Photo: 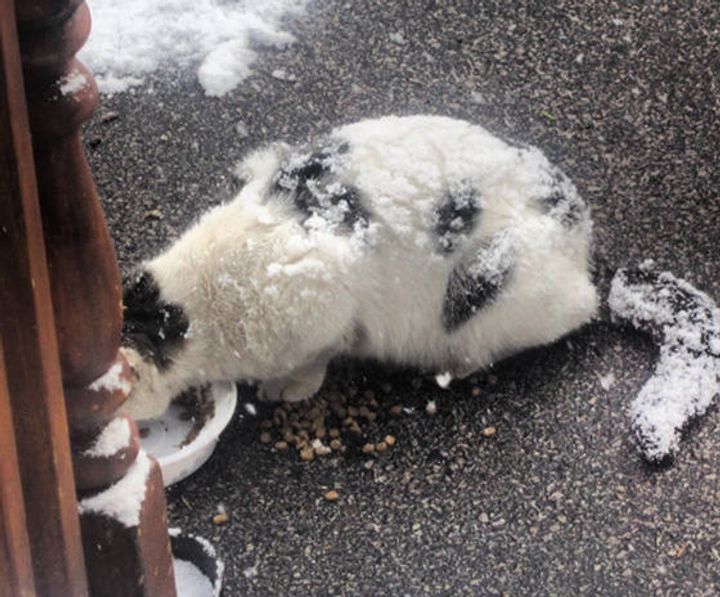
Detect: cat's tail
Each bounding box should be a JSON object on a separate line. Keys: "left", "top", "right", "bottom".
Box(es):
{"left": 608, "top": 261, "right": 720, "bottom": 462}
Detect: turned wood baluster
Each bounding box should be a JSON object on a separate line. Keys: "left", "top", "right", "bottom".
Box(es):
{"left": 1, "top": 3, "right": 87, "bottom": 594}
{"left": 14, "top": 1, "right": 176, "bottom": 595}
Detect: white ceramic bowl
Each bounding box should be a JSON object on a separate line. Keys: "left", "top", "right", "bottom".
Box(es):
{"left": 138, "top": 382, "right": 237, "bottom": 486}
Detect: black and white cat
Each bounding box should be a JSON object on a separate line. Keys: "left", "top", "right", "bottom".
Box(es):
{"left": 121, "top": 115, "right": 599, "bottom": 420}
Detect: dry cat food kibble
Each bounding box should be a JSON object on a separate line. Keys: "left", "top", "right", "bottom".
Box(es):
{"left": 323, "top": 490, "right": 339, "bottom": 501}
{"left": 256, "top": 379, "right": 402, "bottom": 462}
{"left": 173, "top": 385, "right": 214, "bottom": 447}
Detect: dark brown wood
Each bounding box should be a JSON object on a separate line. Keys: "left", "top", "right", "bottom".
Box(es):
{"left": 0, "top": 3, "right": 89, "bottom": 595}
{"left": 15, "top": 1, "right": 177, "bottom": 595}
{"left": 81, "top": 462, "right": 177, "bottom": 597}
{"left": 0, "top": 341, "right": 36, "bottom": 597}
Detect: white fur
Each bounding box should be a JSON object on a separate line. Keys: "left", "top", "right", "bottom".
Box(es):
{"left": 123, "top": 116, "right": 598, "bottom": 420}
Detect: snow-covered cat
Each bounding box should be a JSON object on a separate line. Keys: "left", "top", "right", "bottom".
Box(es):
{"left": 121, "top": 115, "right": 599, "bottom": 420}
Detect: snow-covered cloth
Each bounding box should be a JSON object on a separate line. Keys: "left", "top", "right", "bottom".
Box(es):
{"left": 609, "top": 264, "right": 720, "bottom": 461}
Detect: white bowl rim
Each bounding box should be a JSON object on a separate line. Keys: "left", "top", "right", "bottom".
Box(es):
{"left": 151, "top": 381, "right": 237, "bottom": 471}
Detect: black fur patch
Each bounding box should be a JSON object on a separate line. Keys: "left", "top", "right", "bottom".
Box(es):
{"left": 442, "top": 234, "right": 515, "bottom": 332}
{"left": 272, "top": 141, "right": 370, "bottom": 232}
{"left": 122, "top": 271, "right": 189, "bottom": 370}
{"left": 538, "top": 168, "right": 587, "bottom": 228}
{"left": 435, "top": 185, "right": 481, "bottom": 253}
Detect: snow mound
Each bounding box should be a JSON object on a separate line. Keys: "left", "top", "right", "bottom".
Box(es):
{"left": 609, "top": 264, "right": 720, "bottom": 461}
{"left": 81, "top": 0, "right": 308, "bottom": 95}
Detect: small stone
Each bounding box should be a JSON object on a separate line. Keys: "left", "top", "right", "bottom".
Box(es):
{"left": 274, "top": 441, "right": 288, "bottom": 450}
{"left": 329, "top": 439, "right": 342, "bottom": 450}
{"left": 362, "top": 443, "right": 375, "bottom": 454}
{"left": 376, "top": 441, "right": 388, "bottom": 452}
{"left": 271, "top": 68, "right": 296, "bottom": 81}
{"left": 259, "top": 432, "right": 272, "bottom": 444}
{"left": 235, "top": 121, "right": 249, "bottom": 138}
{"left": 384, "top": 435, "right": 396, "bottom": 446}
{"left": 324, "top": 490, "right": 339, "bottom": 501}
{"left": 300, "top": 447, "right": 314, "bottom": 461}
{"left": 100, "top": 111, "right": 119, "bottom": 123}
{"left": 363, "top": 460, "right": 374, "bottom": 470}
{"left": 329, "top": 428, "right": 340, "bottom": 438}
{"left": 482, "top": 426, "right": 497, "bottom": 437}
{"left": 390, "top": 405, "right": 403, "bottom": 415}
{"left": 144, "top": 209, "right": 163, "bottom": 220}
{"left": 471, "top": 387, "right": 481, "bottom": 397}
{"left": 426, "top": 400, "right": 437, "bottom": 416}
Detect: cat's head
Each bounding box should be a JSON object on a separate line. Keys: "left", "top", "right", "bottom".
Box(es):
{"left": 121, "top": 269, "right": 190, "bottom": 420}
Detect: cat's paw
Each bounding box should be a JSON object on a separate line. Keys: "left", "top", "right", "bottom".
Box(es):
{"left": 259, "top": 368, "right": 326, "bottom": 403}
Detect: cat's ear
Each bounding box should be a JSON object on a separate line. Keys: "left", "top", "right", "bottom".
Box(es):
{"left": 234, "top": 142, "right": 291, "bottom": 186}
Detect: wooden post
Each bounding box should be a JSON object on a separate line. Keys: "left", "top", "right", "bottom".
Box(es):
{"left": 11, "top": 1, "right": 177, "bottom": 595}
{"left": 0, "top": 2, "right": 88, "bottom": 593}
{"left": 0, "top": 340, "right": 36, "bottom": 597}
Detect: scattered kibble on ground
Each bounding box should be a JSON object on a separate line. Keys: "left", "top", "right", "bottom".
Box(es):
{"left": 212, "top": 512, "right": 229, "bottom": 525}
{"left": 324, "top": 490, "right": 339, "bottom": 501}
{"left": 254, "top": 374, "right": 496, "bottom": 461}
{"left": 253, "top": 379, "right": 403, "bottom": 461}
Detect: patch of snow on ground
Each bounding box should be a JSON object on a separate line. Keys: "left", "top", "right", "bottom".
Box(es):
{"left": 79, "top": 451, "right": 151, "bottom": 526}
{"left": 174, "top": 558, "right": 214, "bottom": 597}
{"left": 82, "top": 0, "right": 308, "bottom": 95}
{"left": 609, "top": 265, "right": 720, "bottom": 461}
{"left": 435, "top": 372, "right": 453, "bottom": 389}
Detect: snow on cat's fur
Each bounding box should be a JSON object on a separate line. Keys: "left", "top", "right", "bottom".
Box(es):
{"left": 121, "top": 115, "right": 599, "bottom": 420}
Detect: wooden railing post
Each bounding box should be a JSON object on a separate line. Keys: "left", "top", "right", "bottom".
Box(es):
{"left": 0, "top": 340, "right": 37, "bottom": 597}
{"left": 12, "top": 1, "right": 177, "bottom": 595}
{"left": 1, "top": 2, "right": 88, "bottom": 593}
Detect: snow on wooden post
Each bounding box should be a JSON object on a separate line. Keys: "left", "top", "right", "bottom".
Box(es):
{"left": 14, "top": 1, "right": 177, "bottom": 595}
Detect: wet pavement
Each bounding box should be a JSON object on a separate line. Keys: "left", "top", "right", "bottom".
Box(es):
{"left": 86, "top": 1, "right": 720, "bottom": 594}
